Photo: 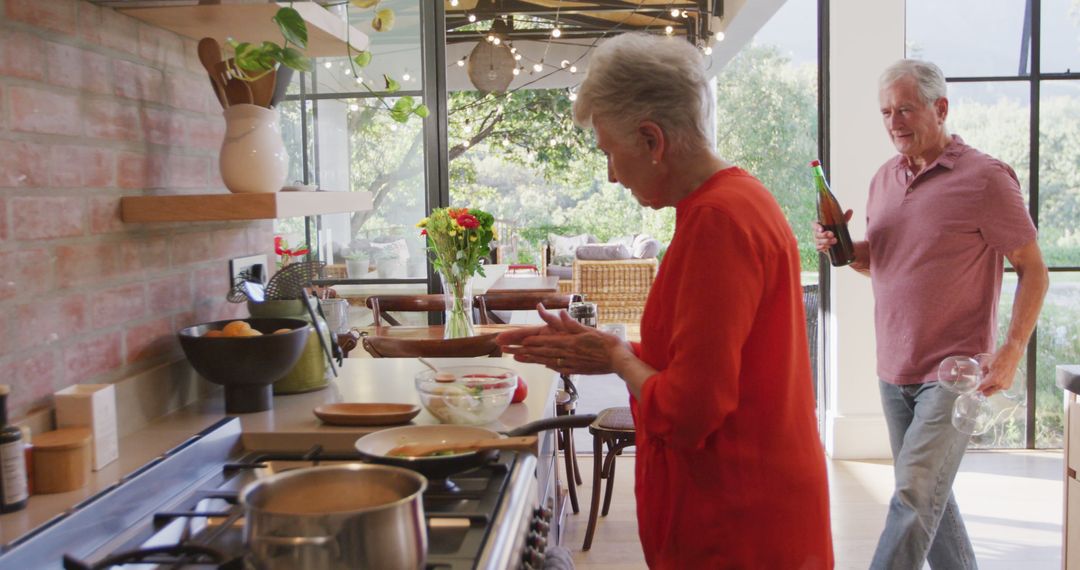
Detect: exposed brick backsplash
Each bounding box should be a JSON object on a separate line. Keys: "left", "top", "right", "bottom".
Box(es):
{"left": 0, "top": 0, "right": 275, "bottom": 419}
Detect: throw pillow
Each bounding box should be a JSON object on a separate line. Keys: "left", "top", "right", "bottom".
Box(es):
{"left": 548, "top": 233, "right": 592, "bottom": 266}
{"left": 632, "top": 235, "right": 661, "bottom": 259}
{"left": 575, "top": 243, "right": 632, "bottom": 261}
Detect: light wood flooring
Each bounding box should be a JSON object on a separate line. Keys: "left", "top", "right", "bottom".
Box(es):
{"left": 558, "top": 450, "right": 1063, "bottom": 569}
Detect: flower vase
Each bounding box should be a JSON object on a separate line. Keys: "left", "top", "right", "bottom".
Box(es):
{"left": 440, "top": 272, "right": 475, "bottom": 339}
{"left": 220, "top": 104, "right": 288, "bottom": 194}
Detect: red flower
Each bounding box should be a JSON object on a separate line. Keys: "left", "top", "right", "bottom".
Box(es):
{"left": 420, "top": 229, "right": 428, "bottom": 236}
{"left": 457, "top": 213, "right": 480, "bottom": 229}
{"left": 274, "top": 236, "right": 286, "bottom": 255}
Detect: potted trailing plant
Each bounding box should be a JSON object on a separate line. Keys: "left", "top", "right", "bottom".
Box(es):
{"left": 208, "top": 3, "right": 428, "bottom": 193}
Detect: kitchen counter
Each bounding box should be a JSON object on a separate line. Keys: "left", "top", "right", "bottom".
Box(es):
{"left": 0, "top": 356, "right": 559, "bottom": 546}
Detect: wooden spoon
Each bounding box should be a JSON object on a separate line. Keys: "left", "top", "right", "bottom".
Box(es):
{"left": 387, "top": 435, "right": 537, "bottom": 458}
{"left": 249, "top": 68, "right": 276, "bottom": 108}
{"left": 224, "top": 75, "right": 253, "bottom": 106}
{"left": 196, "top": 37, "right": 228, "bottom": 109}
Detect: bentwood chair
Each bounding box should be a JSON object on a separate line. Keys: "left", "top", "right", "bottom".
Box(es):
{"left": 476, "top": 292, "right": 583, "bottom": 324}
{"left": 365, "top": 294, "right": 449, "bottom": 326}
{"left": 360, "top": 333, "right": 501, "bottom": 358}
{"left": 583, "top": 406, "right": 636, "bottom": 551}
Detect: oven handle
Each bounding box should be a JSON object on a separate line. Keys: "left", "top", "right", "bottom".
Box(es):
{"left": 251, "top": 534, "right": 334, "bottom": 546}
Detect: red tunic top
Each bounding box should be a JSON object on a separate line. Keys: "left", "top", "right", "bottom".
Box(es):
{"left": 631, "top": 168, "right": 833, "bottom": 569}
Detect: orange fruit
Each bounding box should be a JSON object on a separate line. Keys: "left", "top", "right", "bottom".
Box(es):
{"left": 273, "top": 328, "right": 292, "bottom": 335}
{"left": 204, "top": 330, "right": 224, "bottom": 338}
{"left": 222, "top": 321, "right": 251, "bottom": 337}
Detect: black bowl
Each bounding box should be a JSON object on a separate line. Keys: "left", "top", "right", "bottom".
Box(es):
{"left": 178, "top": 318, "right": 311, "bottom": 413}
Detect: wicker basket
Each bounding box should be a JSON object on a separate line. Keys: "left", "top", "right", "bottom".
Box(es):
{"left": 571, "top": 258, "right": 658, "bottom": 324}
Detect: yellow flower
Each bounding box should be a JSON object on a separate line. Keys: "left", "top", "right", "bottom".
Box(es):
{"left": 416, "top": 217, "right": 428, "bottom": 228}
{"left": 470, "top": 235, "right": 478, "bottom": 242}
{"left": 449, "top": 230, "right": 457, "bottom": 237}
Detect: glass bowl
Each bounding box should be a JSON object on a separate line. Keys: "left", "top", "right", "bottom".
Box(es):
{"left": 415, "top": 365, "right": 516, "bottom": 425}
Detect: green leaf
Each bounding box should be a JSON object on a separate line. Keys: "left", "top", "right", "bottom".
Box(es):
{"left": 273, "top": 7, "right": 308, "bottom": 49}
{"left": 413, "top": 104, "right": 430, "bottom": 118}
{"left": 279, "top": 47, "right": 311, "bottom": 72}
{"left": 383, "top": 75, "right": 400, "bottom": 93}
{"left": 353, "top": 51, "right": 373, "bottom": 68}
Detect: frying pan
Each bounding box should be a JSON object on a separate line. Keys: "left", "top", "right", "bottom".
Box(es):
{"left": 354, "top": 415, "right": 596, "bottom": 491}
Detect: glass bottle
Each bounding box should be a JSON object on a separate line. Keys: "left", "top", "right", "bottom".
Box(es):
{"left": 0, "top": 385, "right": 28, "bottom": 513}
{"left": 810, "top": 160, "right": 856, "bottom": 266}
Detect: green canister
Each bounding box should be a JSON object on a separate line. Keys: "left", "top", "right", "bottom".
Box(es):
{"left": 248, "top": 298, "right": 331, "bottom": 394}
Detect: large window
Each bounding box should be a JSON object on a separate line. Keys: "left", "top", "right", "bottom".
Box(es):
{"left": 909, "top": 0, "right": 1080, "bottom": 448}
{"left": 280, "top": 0, "right": 431, "bottom": 312}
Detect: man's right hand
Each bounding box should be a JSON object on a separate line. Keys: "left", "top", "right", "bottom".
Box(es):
{"left": 812, "top": 209, "right": 854, "bottom": 253}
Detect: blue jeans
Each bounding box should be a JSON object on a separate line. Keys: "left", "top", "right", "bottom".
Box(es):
{"left": 870, "top": 381, "right": 977, "bottom": 570}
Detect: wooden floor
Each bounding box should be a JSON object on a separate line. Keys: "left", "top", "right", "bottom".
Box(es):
{"left": 559, "top": 450, "right": 1063, "bottom": 569}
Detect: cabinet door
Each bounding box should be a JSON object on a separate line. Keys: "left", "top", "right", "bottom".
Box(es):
{"left": 1069, "top": 477, "right": 1080, "bottom": 570}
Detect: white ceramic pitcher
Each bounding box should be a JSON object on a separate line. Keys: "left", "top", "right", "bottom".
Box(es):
{"left": 220, "top": 104, "right": 288, "bottom": 193}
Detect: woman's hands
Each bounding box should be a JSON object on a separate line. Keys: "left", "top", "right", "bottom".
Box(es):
{"left": 495, "top": 304, "right": 635, "bottom": 376}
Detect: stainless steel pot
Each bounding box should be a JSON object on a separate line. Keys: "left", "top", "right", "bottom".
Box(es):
{"left": 240, "top": 464, "right": 427, "bottom": 570}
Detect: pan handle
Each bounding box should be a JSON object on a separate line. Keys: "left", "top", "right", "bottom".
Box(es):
{"left": 505, "top": 414, "right": 597, "bottom": 437}
{"left": 252, "top": 534, "right": 334, "bottom": 547}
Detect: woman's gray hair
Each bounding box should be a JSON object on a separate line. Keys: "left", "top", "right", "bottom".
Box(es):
{"left": 572, "top": 32, "right": 713, "bottom": 154}
{"left": 879, "top": 59, "right": 948, "bottom": 106}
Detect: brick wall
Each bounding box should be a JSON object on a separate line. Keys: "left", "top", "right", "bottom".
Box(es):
{"left": 0, "top": 0, "right": 273, "bottom": 419}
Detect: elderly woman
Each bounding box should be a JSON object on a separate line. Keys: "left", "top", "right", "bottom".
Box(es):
{"left": 496, "top": 33, "right": 833, "bottom": 568}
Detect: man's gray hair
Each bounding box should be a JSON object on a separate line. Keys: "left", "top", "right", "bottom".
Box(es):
{"left": 572, "top": 32, "right": 713, "bottom": 154}
{"left": 879, "top": 59, "right": 948, "bottom": 106}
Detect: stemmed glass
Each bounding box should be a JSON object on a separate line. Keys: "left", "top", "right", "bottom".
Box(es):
{"left": 938, "top": 354, "right": 1024, "bottom": 436}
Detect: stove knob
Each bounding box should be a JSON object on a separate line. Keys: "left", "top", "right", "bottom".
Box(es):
{"left": 531, "top": 519, "right": 551, "bottom": 534}
{"left": 523, "top": 546, "right": 544, "bottom": 567}
{"left": 527, "top": 532, "right": 548, "bottom": 552}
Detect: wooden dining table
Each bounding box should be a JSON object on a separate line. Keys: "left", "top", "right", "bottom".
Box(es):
{"left": 344, "top": 323, "right": 641, "bottom": 356}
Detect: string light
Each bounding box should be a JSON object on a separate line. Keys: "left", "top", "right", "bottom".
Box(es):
{"left": 514, "top": 54, "right": 522, "bottom": 61}
{"left": 510, "top": 47, "right": 517, "bottom": 54}
{"left": 467, "top": 13, "right": 476, "bottom": 22}
{"left": 402, "top": 73, "right": 411, "bottom": 81}
{"left": 569, "top": 65, "right": 578, "bottom": 73}
{"left": 670, "top": 8, "right": 680, "bottom": 17}
{"left": 450, "top": 0, "right": 459, "bottom": 5}
{"left": 512, "top": 67, "right": 520, "bottom": 75}
{"left": 324, "top": 61, "right": 333, "bottom": 69}
{"left": 664, "top": 25, "right": 674, "bottom": 35}
{"left": 551, "top": 27, "right": 561, "bottom": 38}
{"left": 715, "top": 31, "right": 725, "bottom": 42}
{"left": 568, "top": 92, "right": 577, "bottom": 101}
{"left": 355, "top": 77, "right": 363, "bottom": 84}
{"left": 493, "top": 37, "right": 501, "bottom": 45}
{"left": 560, "top": 59, "right": 570, "bottom": 68}
{"left": 457, "top": 58, "right": 466, "bottom": 67}
{"left": 344, "top": 68, "right": 352, "bottom": 75}
{"left": 681, "top": 10, "right": 689, "bottom": 18}
{"left": 703, "top": 46, "right": 713, "bottom": 55}
{"left": 533, "top": 63, "right": 543, "bottom": 72}
{"left": 349, "top": 103, "right": 359, "bottom": 111}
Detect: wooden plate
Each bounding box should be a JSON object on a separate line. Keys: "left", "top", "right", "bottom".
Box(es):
{"left": 313, "top": 403, "right": 422, "bottom": 426}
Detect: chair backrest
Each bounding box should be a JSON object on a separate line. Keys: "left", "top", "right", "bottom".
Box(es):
{"left": 476, "top": 292, "right": 584, "bottom": 324}
{"left": 365, "top": 294, "right": 448, "bottom": 326}
{"left": 360, "top": 333, "right": 501, "bottom": 358}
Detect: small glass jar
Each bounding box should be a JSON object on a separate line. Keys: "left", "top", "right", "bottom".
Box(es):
{"left": 568, "top": 301, "right": 598, "bottom": 328}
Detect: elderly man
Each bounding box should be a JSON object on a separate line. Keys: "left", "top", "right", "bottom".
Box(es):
{"left": 815, "top": 59, "right": 1048, "bottom": 569}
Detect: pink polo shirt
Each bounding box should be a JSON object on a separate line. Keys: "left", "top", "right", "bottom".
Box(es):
{"left": 866, "top": 135, "right": 1036, "bottom": 384}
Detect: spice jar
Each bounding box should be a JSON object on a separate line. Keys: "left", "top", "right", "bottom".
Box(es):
{"left": 32, "top": 428, "right": 92, "bottom": 494}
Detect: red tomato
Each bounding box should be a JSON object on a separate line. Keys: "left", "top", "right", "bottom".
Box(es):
{"left": 512, "top": 377, "right": 528, "bottom": 403}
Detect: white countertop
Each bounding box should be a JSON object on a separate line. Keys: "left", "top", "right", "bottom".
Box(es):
{"left": 0, "top": 356, "right": 559, "bottom": 545}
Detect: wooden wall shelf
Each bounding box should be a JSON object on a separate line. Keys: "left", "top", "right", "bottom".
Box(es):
{"left": 121, "top": 191, "right": 373, "bottom": 223}
{"left": 118, "top": 3, "right": 369, "bottom": 57}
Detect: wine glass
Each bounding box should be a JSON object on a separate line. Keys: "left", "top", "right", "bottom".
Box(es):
{"left": 973, "top": 353, "right": 1025, "bottom": 403}
{"left": 936, "top": 355, "right": 981, "bottom": 394}
{"left": 952, "top": 391, "right": 995, "bottom": 436}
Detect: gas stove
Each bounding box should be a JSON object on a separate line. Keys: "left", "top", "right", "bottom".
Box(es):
{"left": 0, "top": 418, "right": 552, "bottom": 569}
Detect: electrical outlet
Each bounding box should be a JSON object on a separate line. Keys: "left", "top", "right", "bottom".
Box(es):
{"left": 229, "top": 254, "right": 269, "bottom": 285}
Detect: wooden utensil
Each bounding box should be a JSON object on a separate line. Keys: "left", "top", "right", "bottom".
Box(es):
{"left": 386, "top": 435, "right": 537, "bottom": 458}
{"left": 197, "top": 37, "right": 228, "bottom": 109}
{"left": 224, "top": 76, "right": 253, "bottom": 106}
{"left": 250, "top": 68, "right": 277, "bottom": 108}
